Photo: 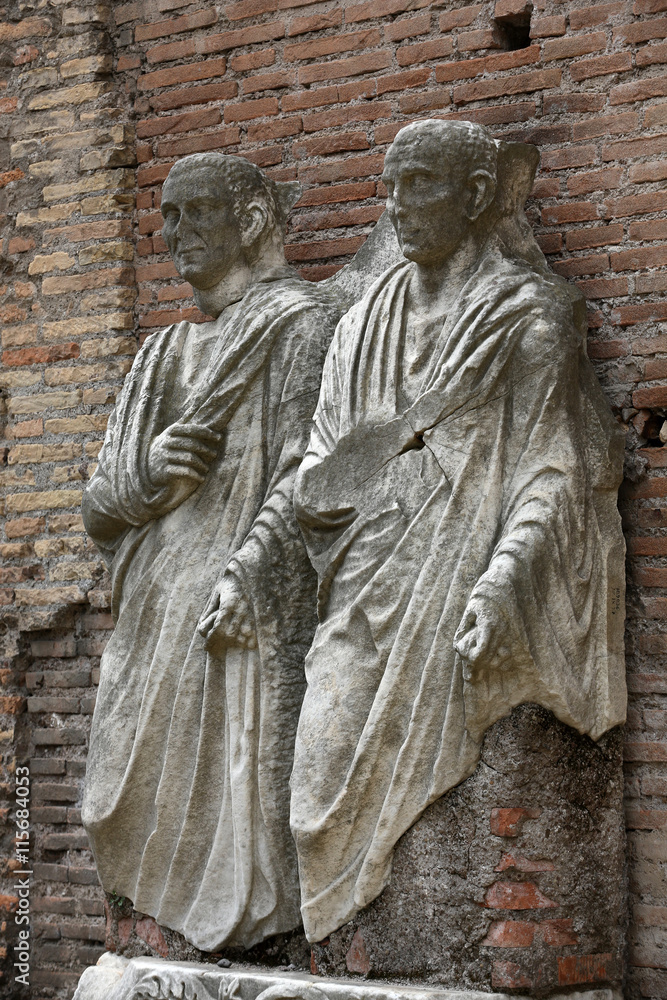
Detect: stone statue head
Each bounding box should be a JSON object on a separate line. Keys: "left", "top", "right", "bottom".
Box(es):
{"left": 382, "top": 119, "right": 500, "bottom": 267}
{"left": 160, "top": 153, "right": 302, "bottom": 306}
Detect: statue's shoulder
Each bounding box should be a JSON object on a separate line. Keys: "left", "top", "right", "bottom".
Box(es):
{"left": 489, "top": 252, "right": 585, "bottom": 359}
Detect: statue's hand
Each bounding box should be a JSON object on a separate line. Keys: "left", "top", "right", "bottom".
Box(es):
{"left": 198, "top": 575, "right": 257, "bottom": 653}
{"left": 454, "top": 595, "right": 511, "bottom": 680}
{"left": 147, "top": 422, "right": 221, "bottom": 509}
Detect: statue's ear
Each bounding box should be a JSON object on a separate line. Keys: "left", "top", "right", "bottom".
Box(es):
{"left": 494, "top": 141, "right": 540, "bottom": 218}
{"left": 276, "top": 180, "right": 303, "bottom": 220}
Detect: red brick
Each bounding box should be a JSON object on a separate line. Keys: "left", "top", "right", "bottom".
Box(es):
{"left": 8, "top": 236, "right": 36, "bottom": 254}
{"left": 285, "top": 235, "right": 365, "bottom": 262}
{"left": 292, "top": 204, "right": 384, "bottom": 232}
{"left": 570, "top": 1, "right": 627, "bottom": 27}
{"left": 614, "top": 16, "right": 667, "bottom": 42}
{"left": 573, "top": 111, "right": 638, "bottom": 142}
{"left": 439, "top": 4, "right": 483, "bottom": 31}
{"left": 567, "top": 167, "right": 623, "bottom": 195}
{"left": 544, "top": 92, "right": 605, "bottom": 113}
{"left": 397, "top": 37, "right": 454, "bottom": 64}
{"left": 541, "top": 918, "right": 578, "bottom": 946}
{"left": 610, "top": 74, "right": 667, "bottom": 105}
{"left": 135, "top": 916, "right": 168, "bottom": 957}
{"left": 242, "top": 69, "right": 293, "bottom": 94}
{"left": 297, "top": 180, "right": 376, "bottom": 207}
{"left": 552, "top": 254, "right": 609, "bottom": 277}
{"left": 577, "top": 277, "right": 628, "bottom": 298}
{"left": 566, "top": 224, "right": 624, "bottom": 250}
{"left": 293, "top": 131, "right": 370, "bottom": 159}
{"left": 630, "top": 218, "right": 667, "bottom": 239}
{"left": 135, "top": 9, "right": 217, "bottom": 43}
{"left": 385, "top": 12, "right": 431, "bottom": 41}
{"left": 543, "top": 31, "right": 606, "bottom": 60}
{"left": 482, "top": 920, "right": 536, "bottom": 947}
{"left": 3, "top": 343, "right": 80, "bottom": 367}
{"left": 494, "top": 0, "right": 532, "bottom": 18}
{"left": 530, "top": 15, "right": 566, "bottom": 36}
{"left": 13, "top": 43, "right": 39, "bottom": 65}
{"left": 248, "top": 116, "right": 301, "bottom": 141}
{"left": 616, "top": 302, "right": 667, "bottom": 325}
{"left": 117, "top": 53, "right": 141, "bottom": 70}
{"left": 224, "top": 96, "right": 279, "bottom": 122}
{"left": 298, "top": 50, "right": 392, "bottom": 85}
{"left": 42, "top": 267, "right": 134, "bottom": 295}
{"left": 288, "top": 11, "right": 343, "bottom": 37}
{"left": 345, "top": 0, "right": 431, "bottom": 22}
{"left": 452, "top": 68, "right": 561, "bottom": 103}
{"left": 459, "top": 27, "right": 505, "bottom": 50}
{"left": 0, "top": 17, "right": 51, "bottom": 41}
{"left": 630, "top": 157, "right": 667, "bottom": 181}
{"left": 542, "top": 202, "right": 599, "bottom": 225}
{"left": 136, "top": 107, "right": 221, "bottom": 139}
{"left": 6, "top": 517, "right": 45, "bottom": 538}
{"left": 138, "top": 58, "right": 227, "bottom": 91}
{"left": 0, "top": 699, "right": 23, "bottom": 716}
{"left": 376, "top": 67, "right": 431, "bottom": 94}
{"left": 150, "top": 80, "right": 237, "bottom": 111}
{"left": 206, "top": 21, "right": 287, "bottom": 57}
{"left": 492, "top": 961, "right": 533, "bottom": 989}
{"left": 285, "top": 28, "right": 380, "bottom": 62}
{"left": 490, "top": 807, "right": 541, "bottom": 836}
{"left": 398, "top": 90, "right": 451, "bottom": 113}
{"left": 0, "top": 98, "right": 20, "bottom": 121}
{"left": 139, "top": 307, "right": 203, "bottom": 327}
{"left": 7, "top": 419, "right": 43, "bottom": 438}
{"left": 635, "top": 0, "right": 667, "bottom": 10}
{"left": 604, "top": 133, "right": 667, "bottom": 161}
{"left": 281, "top": 86, "right": 338, "bottom": 112}
{"left": 558, "top": 954, "right": 613, "bottom": 986}
{"left": 346, "top": 928, "right": 371, "bottom": 975}
{"left": 536, "top": 233, "right": 564, "bottom": 253}
{"left": 302, "top": 102, "right": 392, "bottom": 132}
{"left": 570, "top": 52, "right": 633, "bottom": 80}
{"left": 607, "top": 190, "right": 667, "bottom": 218}
{"left": 484, "top": 881, "right": 558, "bottom": 910}
{"left": 612, "top": 246, "right": 667, "bottom": 271}
{"left": 541, "top": 145, "right": 597, "bottom": 170}
{"left": 625, "top": 741, "right": 667, "bottom": 761}
{"left": 230, "top": 49, "right": 274, "bottom": 72}
{"left": 637, "top": 39, "right": 667, "bottom": 65}
{"left": 298, "top": 153, "right": 384, "bottom": 184}
{"left": 157, "top": 127, "right": 240, "bottom": 158}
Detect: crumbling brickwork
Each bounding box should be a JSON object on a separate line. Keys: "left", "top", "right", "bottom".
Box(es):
{"left": 0, "top": 0, "right": 666, "bottom": 995}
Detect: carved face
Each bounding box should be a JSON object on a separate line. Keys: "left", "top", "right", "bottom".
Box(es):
{"left": 161, "top": 167, "right": 244, "bottom": 290}
{"left": 382, "top": 147, "right": 474, "bottom": 267}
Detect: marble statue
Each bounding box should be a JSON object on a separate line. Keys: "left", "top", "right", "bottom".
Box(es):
{"left": 80, "top": 153, "right": 341, "bottom": 951}
{"left": 290, "top": 120, "right": 627, "bottom": 943}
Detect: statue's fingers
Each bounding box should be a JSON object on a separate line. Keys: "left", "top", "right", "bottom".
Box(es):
{"left": 173, "top": 423, "right": 221, "bottom": 444}
{"left": 165, "top": 461, "right": 206, "bottom": 483}
{"left": 197, "top": 611, "right": 218, "bottom": 638}
{"left": 165, "top": 450, "right": 210, "bottom": 474}
{"left": 454, "top": 609, "right": 476, "bottom": 644}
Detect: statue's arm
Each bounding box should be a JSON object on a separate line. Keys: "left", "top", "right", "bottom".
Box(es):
{"left": 81, "top": 464, "right": 129, "bottom": 549}
{"left": 199, "top": 302, "right": 337, "bottom": 649}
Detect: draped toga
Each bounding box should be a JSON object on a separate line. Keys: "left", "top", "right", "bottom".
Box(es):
{"left": 290, "top": 245, "right": 626, "bottom": 943}
{"left": 81, "top": 272, "right": 340, "bottom": 951}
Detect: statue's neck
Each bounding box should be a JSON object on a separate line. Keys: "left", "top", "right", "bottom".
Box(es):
{"left": 192, "top": 246, "right": 288, "bottom": 319}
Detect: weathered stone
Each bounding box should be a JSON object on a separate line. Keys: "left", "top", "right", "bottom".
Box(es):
{"left": 312, "top": 706, "right": 625, "bottom": 993}
{"left": 81, "top": 154, "right": 343, "bottom": 953}
{"left": 290, "top": 120, "right": 626, "bottom": 949}
{"left": 72, "top": 956, "right": 621, "bottom": 1000}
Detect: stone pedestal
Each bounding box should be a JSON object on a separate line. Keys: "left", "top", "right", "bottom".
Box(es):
{"left": 73, "top": 956, "right": 621, "bottom": 1000}
{"left": 312, "top": 705, "right": 625, "bottom": 996}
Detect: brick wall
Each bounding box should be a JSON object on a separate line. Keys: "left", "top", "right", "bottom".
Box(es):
{"left": 0, "top": 0, "right": 665, "bottom": 995}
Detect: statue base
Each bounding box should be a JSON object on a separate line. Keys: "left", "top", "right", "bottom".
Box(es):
{"left": 73, "top": 956, "right": 622, "bottom": 1000}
